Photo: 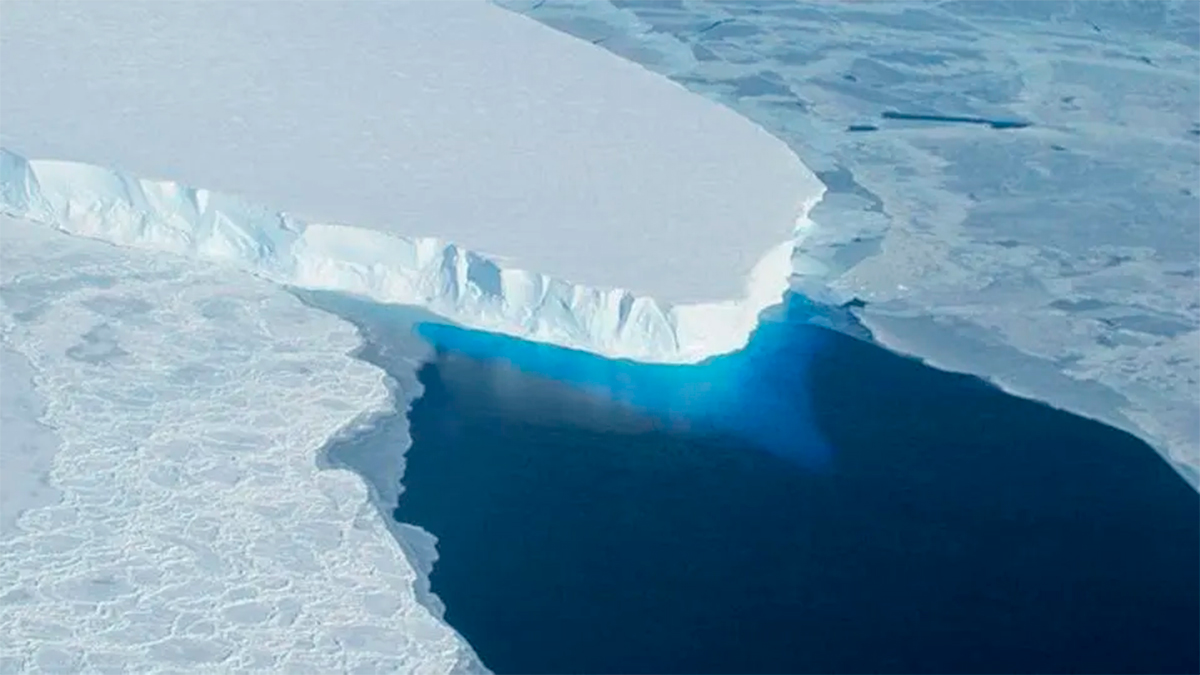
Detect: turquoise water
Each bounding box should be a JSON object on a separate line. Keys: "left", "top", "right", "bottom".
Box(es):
{"left": 412, "top": 300, "right": 831, "bottom": 471}
{"left": 307, "top": 291, "right": 1199, "bottom": 674}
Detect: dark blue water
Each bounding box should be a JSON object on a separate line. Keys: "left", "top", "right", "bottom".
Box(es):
{"left": 410, "top": 302, "right": 832, "bottom": 472}
{"left": 879, "top": 110, "right": 1033, "bottom": 130}
{"left": 313, "top": 293, "right": 1199, "bottom": 674}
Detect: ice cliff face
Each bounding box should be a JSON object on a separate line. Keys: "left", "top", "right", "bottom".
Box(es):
{"left": 0, "top": 149, "right": 820, "bottom": 363}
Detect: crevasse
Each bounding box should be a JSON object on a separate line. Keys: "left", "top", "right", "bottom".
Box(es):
{"left": 0, "top": 148, "right": 824, "bottom": 363}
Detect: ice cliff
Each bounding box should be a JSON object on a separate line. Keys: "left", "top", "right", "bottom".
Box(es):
{"left": 0, "top": 148, "right": 821, "bottom": 364}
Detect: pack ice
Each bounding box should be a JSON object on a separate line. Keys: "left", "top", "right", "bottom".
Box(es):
{"left": 0, "top": 214, "right": 487, "bottom": 674}
{"left": 498, "top": 0, "right": 1200, "bottom": 488}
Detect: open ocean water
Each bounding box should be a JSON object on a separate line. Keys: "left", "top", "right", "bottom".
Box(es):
{"left": 308, "top": 292, "right": 1199, "bottom": 675}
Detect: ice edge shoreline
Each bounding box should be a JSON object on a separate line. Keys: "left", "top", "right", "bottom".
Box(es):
{"left": 305, "top": 325, "right": 487, "bottom": 673}
{"left": 298, "top": 294, "right": 466, "bottom": 657}
{"left": 0, "top": 148, "right": 823, "bottom": 366}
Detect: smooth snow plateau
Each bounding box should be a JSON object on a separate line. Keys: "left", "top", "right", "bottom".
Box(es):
{"left": 0, "top": 0, "right": 819, "bottom": 363}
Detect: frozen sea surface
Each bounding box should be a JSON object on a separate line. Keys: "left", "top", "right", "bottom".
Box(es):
{"left": 0, "top": 347, "right": 63, "bottom": 538}
{"left": 497, "top": 0, "right": 1200, "bottom": 484}
{"left": 0, "top": 216, "right": 481, "bottom": 674}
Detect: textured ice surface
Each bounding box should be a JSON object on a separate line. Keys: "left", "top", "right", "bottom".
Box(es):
{"left": 498, "top": 0, "right": 1200, "bottom": 485}
{"left": 0, "top": 148, "right": 814, "bottom": 364}
{"left": 0, "top": 2, "right": 831, "bottom": 669}
{"left": 0, "top": 347, "right": 63, "bottom": 538}
{"left": 0, "top": 216, "right": 482, "bottom": 673}
{"left": 0, "top": 0, "right": 816, "bottom": 309}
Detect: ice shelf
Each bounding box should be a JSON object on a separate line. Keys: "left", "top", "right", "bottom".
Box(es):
{"left": 0, "top": 0, "right": 820, "bottom": 352}
{"left": 0, "top": 147, "right": 818, "bottom": 363}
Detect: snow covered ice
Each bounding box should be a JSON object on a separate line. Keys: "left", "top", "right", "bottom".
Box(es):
{"left": 0, "top": 0, "right": 817, "bottom": 356}
{"left": 0, "top": 148, "right": 814, "bottom": 364}
{"left": 498, "top": 0, "right": 1200, "bottom": 487}
{"left": 0, "top": 0, "right": 816, "bottom": 672}
{"left": 0, "top": 216, "right": 482, "bottom": 673}
{"left": 0, "top": 347, "right": 62, "bottom": 538}
{"left": 0, "top": 0, "right": 1197, "bottom": 672}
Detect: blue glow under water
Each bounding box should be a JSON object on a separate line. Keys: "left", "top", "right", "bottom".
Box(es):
{"left": 413, "top": 298, "right": 832, "bottom": 470}
{"left": 304, "top": 291, "right": 1199, "bottom": 674}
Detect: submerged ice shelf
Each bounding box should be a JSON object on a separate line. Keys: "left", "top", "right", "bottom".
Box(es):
{"left": 1, "top": 149, "right": 813, "bottom": 671}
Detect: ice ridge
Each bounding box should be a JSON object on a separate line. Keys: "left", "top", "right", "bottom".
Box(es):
{"left": 0, "top": 148, "right": 822, "bottom": 364}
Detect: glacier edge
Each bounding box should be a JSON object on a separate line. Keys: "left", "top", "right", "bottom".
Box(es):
{"left": 0, "top": 148, "right": 823, "bottom": 364}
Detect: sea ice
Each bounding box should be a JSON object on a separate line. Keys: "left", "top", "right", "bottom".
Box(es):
{"left": 498, "top": 0, "right": 1200, "bottom": 486}
{"left": 0, "top": 347, "right": 62, "bottom": 537}
{"left": 0, "top": 216, "right": 482, "bottom": 673}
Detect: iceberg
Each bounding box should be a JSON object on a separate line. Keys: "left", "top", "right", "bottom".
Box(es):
{"left": 0, "top": 148, "right": 818, "bottom": 364}
{"left": 0, "top": 0, "right": 820, "bottom": 364}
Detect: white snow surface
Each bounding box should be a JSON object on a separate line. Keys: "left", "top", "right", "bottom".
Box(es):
{"left": 0, "top": 347, "right": 63, "bottom": 538}
{"left": 0, "top": 215, "right": 482, "bottom": 674}
{"left": 498, "top": 0, "right": 1200, "bottom": 486}
{"left": 0, "top": 147, "right": 814, "bottom": 364}
{"left": 0, "top": 0, "right": 819, "bottom": 363}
